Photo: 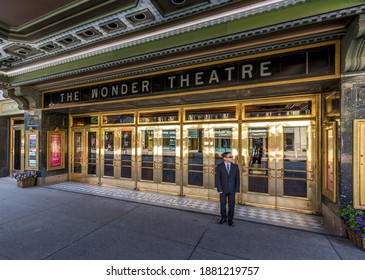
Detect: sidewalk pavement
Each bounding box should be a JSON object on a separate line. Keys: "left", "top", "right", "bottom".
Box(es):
{"left": 0, "top": 177, "right": 365, "bottom": 260}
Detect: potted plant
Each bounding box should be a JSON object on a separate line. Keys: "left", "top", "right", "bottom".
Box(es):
{"left": 337, "top": 205, "right": 365, "bottom": 251}
{"left": 11, "top": 171, "right": 37, "bottom": 188}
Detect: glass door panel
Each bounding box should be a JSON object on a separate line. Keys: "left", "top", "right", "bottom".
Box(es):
{"left": 283, "top": 127, "right": 308, "bottom": 197}
{"left": 73, "top": 131, "right": 83, "bottom": 174}
{"left": 87, "top": 131, "right": 98, "bottom": 175}
{"left": 162, "top": 130, "right": 176, "bottom": 183}
{"left": 248, "top": 128, "right": 268, "bottom": 194}
{"left": 103, "top": 131, "right": 114, "bottom": 177}
{"left": 188, "top": 129, "right": 203, "bottom": 186}
{"left": 214, "top": 128, "right": 232, "bottom": 166}
{"left": 121, "top": 130, "right": 132, "bottom": 179}
{"left": 141, "top": 129, "right": 154, "bottom": 181}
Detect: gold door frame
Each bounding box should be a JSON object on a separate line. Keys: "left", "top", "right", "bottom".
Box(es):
{"left": 182, "top": 123, "right": 239, "bottom": 200}
{"left": 353, "top": 120, "right": 365, "bottom": 209}
{"left": 66, "top": 94, "right": 320, "bottom": 213}
{"left": 137, "top": 125, "right": 181, "bottom": 195}
{"left": 69, "top": 127, "right": 100, "bottom": 184}
{"left": 241, "top": 120, "right": 316, "bottom": 213}
{"left": 100, "top": 127, "right": 135, "bottom": 188}
{"left": 10, "top": 118, "right": 24, "bottom": 174}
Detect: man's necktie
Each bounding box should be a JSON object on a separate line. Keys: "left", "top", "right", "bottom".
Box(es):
{"left": 227, "top": 164, "right": 230, "bottom": 173}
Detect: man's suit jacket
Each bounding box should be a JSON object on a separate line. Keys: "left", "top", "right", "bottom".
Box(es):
{"left": 215, "top": 162, "right": 240, "bottom": 194}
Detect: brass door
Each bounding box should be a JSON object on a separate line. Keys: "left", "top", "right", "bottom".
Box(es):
{"left": 182, "top": 123, "right": 239, "bottom": 200}
{"left": 137, "top": 125, "right": 181, "bottom": 194}
{"left": 70, "top": 127, "right": 100, "bottom": 184}
{"left": 10, "top": 126, "right": 24, "bottom": 173}
{"left": 241, "top": 120, "right": 316, "bottom": 212}
{"left": 100, "top": 127, "right": 135, "bottom": 188}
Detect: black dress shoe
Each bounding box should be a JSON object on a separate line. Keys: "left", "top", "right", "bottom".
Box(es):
{"left": 218, "top": 218, "right": 226, "bottom": 224}
{"left": 228, "top": 221, "right": 234, "bottom": 226}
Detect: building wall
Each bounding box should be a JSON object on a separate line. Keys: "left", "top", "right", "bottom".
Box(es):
{"left": 340, "top": 74, "right": 365, "bottom": 207}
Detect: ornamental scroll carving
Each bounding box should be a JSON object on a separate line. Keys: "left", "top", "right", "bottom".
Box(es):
{"left": 342, "top": 14, "right": 365, "bottom": 73}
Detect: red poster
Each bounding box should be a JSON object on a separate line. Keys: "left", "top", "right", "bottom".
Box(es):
{"left": 50, "top": 134, "right": 62, "bottom": 167}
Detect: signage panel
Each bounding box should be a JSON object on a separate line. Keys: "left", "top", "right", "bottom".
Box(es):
{"left": 44, "top": 44, "right": 336, "bottom": 108}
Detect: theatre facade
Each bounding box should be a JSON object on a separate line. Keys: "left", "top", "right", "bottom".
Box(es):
{"left": 1, "top": 0, "right": 365, "bottom": 234}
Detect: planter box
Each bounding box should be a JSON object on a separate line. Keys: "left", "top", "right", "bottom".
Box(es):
{"left": 348, "top": 230, "right": 365, "bottom": 251}
{"left": 17, "top": 178, "right": 36, "bottom": 188}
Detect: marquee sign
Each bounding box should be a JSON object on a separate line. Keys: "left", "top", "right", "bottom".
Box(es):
{"left": 43, "top": 44, "right": 336, "bottom": 108}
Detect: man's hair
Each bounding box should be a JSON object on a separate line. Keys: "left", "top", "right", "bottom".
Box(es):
{"left": 221, "top": 152, "right": 232, "bottom": 158}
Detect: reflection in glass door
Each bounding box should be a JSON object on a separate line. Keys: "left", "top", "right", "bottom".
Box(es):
{"left": 242, "top": 121, "right": 315, "bottom": 212}
{"left": 183, "top": 124, "right": 238, "bottom": 199}
{"left": 247, "top": 128, "right": 269, "bottom": 194}
{"left": 137, "top": 126, "right": 180, "bottom": 194}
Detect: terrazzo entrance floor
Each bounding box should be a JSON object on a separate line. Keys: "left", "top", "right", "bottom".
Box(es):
{"left": 47, "top": 182, "right": 330, "bottom": 235}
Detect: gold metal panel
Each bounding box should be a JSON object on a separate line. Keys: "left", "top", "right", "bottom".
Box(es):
{"left": 322, "top": 121, "right": 337, "bottom": 202}
{"left": 353, "top": 120, "right": 365, "bottom": 209}
{"left": 65, "top": 94, "right": 319, "bottom": 213}
{"left": 241, "top": 120, "right": 315, "bottom": 212}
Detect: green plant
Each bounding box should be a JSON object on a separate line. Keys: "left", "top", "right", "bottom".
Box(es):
{"left": 337, "top": 205, "right": 365, "bottom": 239}
{"left": 11, "top": 171, "right": 37, "bottom": 181}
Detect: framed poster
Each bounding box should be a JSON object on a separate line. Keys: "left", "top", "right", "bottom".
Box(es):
{"left": 47, "top": 130, "right": 66, "bottom": 170}
{"left": 25, "top": 129, "right": 39, "bottom": 170}
{"left": 322, "top": 121, "right": 337, "bottom": 202}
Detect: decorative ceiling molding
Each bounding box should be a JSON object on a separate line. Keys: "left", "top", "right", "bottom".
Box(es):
{"left": 8, "top": 5, "right": 355, "bottom": 88}
{"left": 0, "top": 0, "right": 302, "bottom": 75}
{"left": 36, "top": 33, "right": 343, "bottom": 92}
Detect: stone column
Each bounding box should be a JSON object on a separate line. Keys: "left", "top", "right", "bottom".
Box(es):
{"left": 340, "top": 14, "right": 365, "bottom": 207}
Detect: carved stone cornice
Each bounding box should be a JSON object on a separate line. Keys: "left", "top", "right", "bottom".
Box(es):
{"left": 342, "top": 14, "right": 365, "bottom": 73}
{"left": 2, "top": 86, "right": 41, "bottom": 110}
{"left": 14, "top": 86, "right": 41, "bottom": 109}
{"left": 2, "top": 88, "right": 29, "bottom": 110}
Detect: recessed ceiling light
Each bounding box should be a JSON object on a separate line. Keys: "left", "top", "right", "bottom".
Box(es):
{"left": 84, "top": 30, "right": 95, "bottom": 36}
{"left": 171, "top": 0, "right": 187, "bottom": 5}
{"left": 64, "top": 37, "right": 74, "bottom": 43}
{"left": 16, "top": 49, "right": 29, "bottom": 55}
{"left": 134, "top": 13, "right": 147, "bottom": 21}
{"left": 107, "top": 22, "right": 119, "bottom": 29}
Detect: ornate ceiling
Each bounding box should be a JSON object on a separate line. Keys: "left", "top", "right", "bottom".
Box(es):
{"left": 0, "top": 0, "right": 364, "bottom": 95}
{"left": 0, "top": 0, "right": 262, "bottom": 71}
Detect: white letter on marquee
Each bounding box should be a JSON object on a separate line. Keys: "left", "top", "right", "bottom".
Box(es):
{"left": 91, "top": 88, "right": 99, "bottom": 99}
{"left": 209, "top": 70, "right": 219, "bottom": 84}
{"left": 195, "top": 72, "right": 204, "bottom": 85}
{"left": 142, "top": 80, "right": 150, "bottom": 93}
{"left": 168, "top": 76, "right": 176, "bottom": 89}
{"left": 242, "top": 64, "right": 253, "bottom": 79}
{"left": 260, "top": 61, "right": 272, "bottom": 77}
{"left": 225, "top": 67, "right": 235, "bottom": 81}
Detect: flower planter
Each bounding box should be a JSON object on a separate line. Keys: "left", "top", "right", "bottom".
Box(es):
{"left": 16, "top": 178, "right": 36, "bottom": 188}
{"left": 348, "top": 230, "right": 365, "bottom": 251}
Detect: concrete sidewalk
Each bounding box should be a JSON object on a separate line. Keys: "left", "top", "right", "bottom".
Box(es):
{"left": 0, "top": 177, "right": 365, "bottom": 260}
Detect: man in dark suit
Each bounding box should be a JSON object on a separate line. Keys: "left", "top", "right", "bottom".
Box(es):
{"left": 215, "top": 152, "right": 240, "bottom": 226}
